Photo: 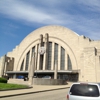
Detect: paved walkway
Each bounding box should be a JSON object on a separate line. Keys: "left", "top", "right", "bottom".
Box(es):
{"left": 0, "top": 82, "right": 72, "bottom": 98}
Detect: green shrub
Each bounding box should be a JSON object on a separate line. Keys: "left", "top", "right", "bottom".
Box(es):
{"left": 0, "top": 77, "right": 7, "bottom": 83}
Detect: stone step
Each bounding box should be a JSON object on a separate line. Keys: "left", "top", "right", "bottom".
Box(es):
{"left": 8, "top": 79, "right": 29, "bottom": 85}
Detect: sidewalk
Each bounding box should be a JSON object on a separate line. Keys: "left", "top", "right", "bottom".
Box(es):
{"left": 0, "top": 82, "right": 72, "bottom": 98}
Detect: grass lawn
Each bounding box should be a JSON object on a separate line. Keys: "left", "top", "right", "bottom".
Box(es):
{"left": 0, "top": 83, "right": 29, "bottom": 90}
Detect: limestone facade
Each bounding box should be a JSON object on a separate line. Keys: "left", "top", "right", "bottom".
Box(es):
{"left": 0, "top": 25, "right": 100, "bottom": 82}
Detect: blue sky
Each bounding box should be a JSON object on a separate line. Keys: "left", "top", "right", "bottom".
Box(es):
{"left": 0, "top": 0, "right": 100, "bottom": 57}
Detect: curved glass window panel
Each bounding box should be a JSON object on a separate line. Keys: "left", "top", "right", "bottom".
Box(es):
{"left": 47, "top": 42, "right": 52, "bottom": 70}
{"left": 25, "top": 51, "right": 30, "bottom": 71}
{"left": 35, "top": 44, "right": 39, "bottom": 70}
{"left": 60, "top": 47, "right": 65, "bottom": 70}
{"left": 20, "top": 60, "right": 24, "bottom": 71}
{"left": 68, "top": 55, "right": 72, "bottom": 70}
{"left": 54, "top": 43, "right": 58, "bottom": 69}
{"left": 32, "top": 46, "right": 35, "bottom": 57}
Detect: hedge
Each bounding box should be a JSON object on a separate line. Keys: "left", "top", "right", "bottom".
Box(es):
{"left": 0, "top": 77, "right": 7, "bottom": 83}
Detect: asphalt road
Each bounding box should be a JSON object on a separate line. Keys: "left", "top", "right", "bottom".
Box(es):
{"left": 0, "top": 88, "right": 69, "bottom": 100}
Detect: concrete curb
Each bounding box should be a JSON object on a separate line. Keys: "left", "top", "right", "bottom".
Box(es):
{"left": 0, "top": 87, "right": 69, "bottom": 98}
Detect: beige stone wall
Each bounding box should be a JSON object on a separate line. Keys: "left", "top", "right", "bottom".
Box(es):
{"left": 95, "top": 56, "right": 100, "bottom": 82}
{"left": 7, "top": 26, "right": 80, "bottom": 71}
{"left": 79, "top": 47, "right": 96, "bottom": 82}
{"left": 5, "top": 25, "right": 100, "bottom": 82}
{"left": 5, "top": 56, "right": 14, "bottom": 71}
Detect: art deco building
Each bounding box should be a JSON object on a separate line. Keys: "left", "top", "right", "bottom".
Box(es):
{"left": 0, "top": 25, "right": 100, "bottom": 82}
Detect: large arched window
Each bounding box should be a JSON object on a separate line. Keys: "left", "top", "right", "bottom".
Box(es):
{"left": 20, "top": 60, "right": 24, "bottom": 71}
{"left": 68, "top": 55, "right": 72, "bottom": 70}
{"left": 25, "top": 51, "right": 30, "bottom": 71}
{"left": 54, "top": 43, "right": 58, "bottom": 69}
{"left": 20, "top": 46, "right": 36, "bottom": 71}
{"left": 20, "top": 42, "right": 73, "bottom": 71}
{"left": 60, "top": 47, "right": 65, "bottom": 70}
{"left": 47, "top": 42, "right": 52, "bottom": 70}
{"left": 32, "top": 46, "right": 35, "bottom": 57}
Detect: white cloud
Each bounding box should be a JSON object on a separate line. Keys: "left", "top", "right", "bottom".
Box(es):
{"left": 77, "top": 0, "right": 100, "bottom": 7}
{"left": 0, "top": 0, "right": 100, "bottom": 40}
{"left": 77, "top": 0, "right": 100, "bottom": 11}
{"left": 0, "top": 0, "right": 63, "bottom": 24}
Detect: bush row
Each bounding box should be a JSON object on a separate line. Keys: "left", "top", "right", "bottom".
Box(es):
{"left": 0, "top": 77, "right": 7, "bottom": 83}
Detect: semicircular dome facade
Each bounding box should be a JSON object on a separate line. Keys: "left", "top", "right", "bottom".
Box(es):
{"left": 17, "top": 25, "right": 79, "bottom": 73}
{"left": 1, "top": 25, "right": 100, "bottom": 82}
